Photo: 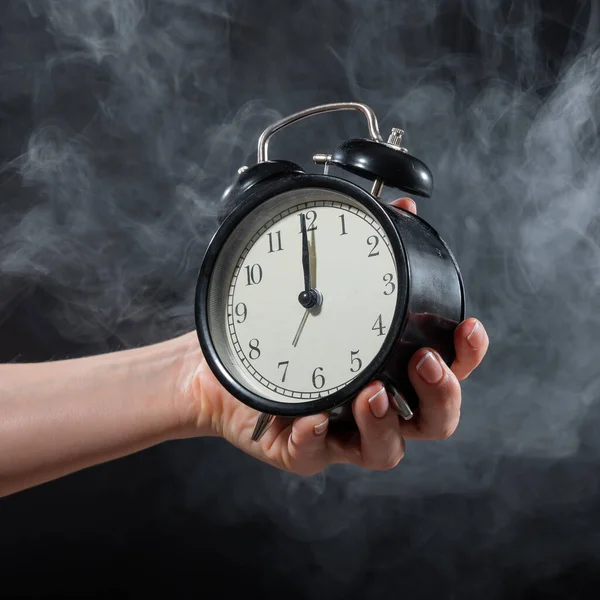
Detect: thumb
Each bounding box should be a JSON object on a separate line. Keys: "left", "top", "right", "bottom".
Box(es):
{"left": 390, "top": 197, "right": 417, "bottom": 215}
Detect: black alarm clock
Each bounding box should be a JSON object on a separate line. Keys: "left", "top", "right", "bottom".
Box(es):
{"left": 194, "top": 102, "right": 465, "bottom": 442}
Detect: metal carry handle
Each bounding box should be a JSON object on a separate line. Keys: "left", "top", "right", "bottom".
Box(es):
{"left": 257, "top": 102, "right": 384, "bottom": 163}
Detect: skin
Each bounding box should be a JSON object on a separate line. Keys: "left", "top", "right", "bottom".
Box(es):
{"left": 0, "top": 198, "right": 489, "bottom": 497}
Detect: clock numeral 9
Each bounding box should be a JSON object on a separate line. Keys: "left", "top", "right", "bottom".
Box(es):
{"left": 367, "top": 235, "right": 380, "bottom": 257}
{"left": 248, "top": 339, "right": 261, "bottom": 360}
{"left": 245, "top": 263, "right": 263, "bottom": 286}
{"left": 383, "top": 273, "right": 395, "bottom": 295}
{"left": 299, "top": 210, "right": 317, "bottom": 232}
{"left": 234, "top": 302, "right": 247, "bottom": 323}
{"left": 350, "top": 350, "right": 362, "bottom": 373}
{"left": 312, "top": 367, "right": 325, "bottom": 389}
{"left": 372, "top": 314, "right": 387, "bottom": 337}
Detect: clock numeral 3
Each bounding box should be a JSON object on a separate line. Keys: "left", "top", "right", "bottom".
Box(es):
{"left": 299, "top": 210, "right": 317, "bottom": 232}
{"left": 234, "top": 302, "right": 247, "bottom": 323}
{"left": 312, "top": 367, "right": 325, "bottom": 389}
{"left": 372, "top": 314, "right": 387, "bottom": 337}
{"left": 248, "top": 339, "right": 261, "bottom": 360}
{"left": 367, "top": 235, "right": 380, "bottom": 257}
{"left": 245, "top": 264, "right": 263, "bottom": 286}
{"left": 267, "top": 230, "right": 283, "bottom": 253}
{"left": 278, "top": 361, "right": 289, "bottom": 382}
{"left": 383, "top": 273, "right": 395, "bottom": 295}
{"left": 350, "top": 350, "right": 362, "bottom": 373}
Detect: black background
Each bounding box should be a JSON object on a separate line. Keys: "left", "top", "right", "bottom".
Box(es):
{"left": 2, "top": 1, "right": 600, "bottom": 598}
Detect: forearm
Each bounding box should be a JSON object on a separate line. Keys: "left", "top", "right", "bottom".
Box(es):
{"left": 0, "top": 333, "right": 201, "bottom": 497}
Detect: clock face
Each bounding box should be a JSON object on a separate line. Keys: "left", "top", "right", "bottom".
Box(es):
{"left": 205, "top": 187, "right": 401, "bottom": 406}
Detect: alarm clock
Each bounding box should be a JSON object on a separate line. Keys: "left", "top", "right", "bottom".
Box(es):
{"left": 194, "top": 102, "right": 465, "bottom": 442}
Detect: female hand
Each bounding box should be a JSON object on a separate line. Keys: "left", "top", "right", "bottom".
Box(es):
{"left": 0, "top": 199, "right": 488, "bottom": 497}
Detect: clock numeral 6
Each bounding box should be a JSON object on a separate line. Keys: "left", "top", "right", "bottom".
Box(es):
{"left": 383, "top": 273, "right": 395, "bottom": 295}
{"left": 350, "top": 350, "right": 362, "bottom": 373}
{"left": 234, "top": 302, "right": 247, "bottom": 323}
{"left": 372, "top": 314, "right": 387, "bottom": 337}
{"left": 312, "top": 367, "right": 325, "bottom": 389}
{"left": 248, "top": 338, "right": 261, "bottom": 360}
{"left": 245, "top": 264, "right": 263, "bottom": 286}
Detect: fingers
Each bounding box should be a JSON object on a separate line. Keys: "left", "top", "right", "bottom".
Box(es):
{"left": 327, "top": 381, "right": 405, "bottom": 470}
{"left": 285, "top": 412, "right": 330, "bottom": 475}
{"left": 451, "top": 318, "right": 489, "bottom": 381}
{"left": 390, "top": 197, "right": 417, "bottom": 215}
{"left": 397, "top": 349, "right": 461, "bottom": 440}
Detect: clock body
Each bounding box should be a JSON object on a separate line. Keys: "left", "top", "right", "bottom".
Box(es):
{"left": 195, "top": 168, "right": 465, "bottom": 421}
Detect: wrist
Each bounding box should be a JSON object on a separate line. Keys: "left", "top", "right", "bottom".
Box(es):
{"left": 0, "top": 331, "right": 213, "bottom": 496}
{"left": 156, "top": 332, "right": 218, "bottom": 440}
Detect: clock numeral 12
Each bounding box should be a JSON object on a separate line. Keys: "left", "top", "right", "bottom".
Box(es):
{"left": 372, "top": 314, "right": 387, "bottom": 337}
{"left": 245, "top": 263, "right": 263, "bottom": 286}
{"left": 267, "top": 230, "right": 283, "bottom": 253}
{"left": 299, "top": 210, "right": 318, "bottom": 232}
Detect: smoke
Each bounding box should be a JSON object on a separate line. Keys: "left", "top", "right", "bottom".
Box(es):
{"left": 1, "top": 0, "right": 598, "bottom": 464}
{"left": 331, "top": 0, "right": 600, "bottom": 464}
{"left": 2, "top": 0, "right": 600, "bottom": 595}
{"left": 1, "top": 0, "right": 279, "bottom": 347}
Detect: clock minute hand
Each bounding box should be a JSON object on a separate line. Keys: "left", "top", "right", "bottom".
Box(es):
{"left": 297, "top": 213, "right": 321, "bottom": 310}
{"left": 301, "top": 213, "right": 311, "bottom": 293}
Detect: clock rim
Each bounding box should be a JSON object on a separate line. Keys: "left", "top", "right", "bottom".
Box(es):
{"left": 195, "top": 173, "right": 410, "bottom": 417}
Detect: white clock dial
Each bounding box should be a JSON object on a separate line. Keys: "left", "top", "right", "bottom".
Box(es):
{"left": 207, "top": 189, "right": 399, "bottom": 404}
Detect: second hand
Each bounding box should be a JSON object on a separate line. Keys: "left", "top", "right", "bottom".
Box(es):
{"left": 292, "top": 309, "right": 310, "bottom": 347}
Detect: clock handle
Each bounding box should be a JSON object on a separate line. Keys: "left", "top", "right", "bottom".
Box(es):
{"left": 256, "top": 102, "right": 384, "bottom": 163}
{"left": 255, "top": 102, "right": 433, "bottom": 199}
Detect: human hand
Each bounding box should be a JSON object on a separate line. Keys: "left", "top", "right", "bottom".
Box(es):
{"left": 176, "top": 198, "right": 489, "bottom": 476}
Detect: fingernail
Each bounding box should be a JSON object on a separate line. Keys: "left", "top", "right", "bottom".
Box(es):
{"left": 314, "top": 419, "right": 328, "bottom": 436}
{"left": 416, "top": 351, "right": 444, "bottom": 384}
{"left": 368, "top": 386, "right": 389, "bottom": 418}
{"left": 466, "top": 320, "right": 484, "bottom": 349}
